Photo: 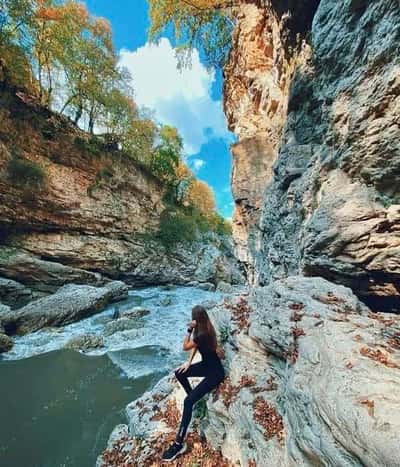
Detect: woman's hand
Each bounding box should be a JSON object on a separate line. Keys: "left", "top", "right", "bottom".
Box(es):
{"left": 187, "top": 319, "right": 197, "bottom": 331}
{"left": 176, "top": 361, "right": 190, "bottom": 373}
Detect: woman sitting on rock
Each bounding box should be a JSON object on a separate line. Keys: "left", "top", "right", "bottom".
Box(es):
{"left": 162, "top": 305, "right": 226, "bottom": 462}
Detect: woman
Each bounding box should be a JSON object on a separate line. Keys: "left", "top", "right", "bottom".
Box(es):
{"left": 161, "top": 305, "right": 226, "bottom": 462}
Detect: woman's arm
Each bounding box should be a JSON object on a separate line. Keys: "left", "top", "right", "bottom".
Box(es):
{"left": 187, "top": 346, "right": 197, "bottom": 365}
{"left": 182, "top": 332, "right": 197, "bottom": 351}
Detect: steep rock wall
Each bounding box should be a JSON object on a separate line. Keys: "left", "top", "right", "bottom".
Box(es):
{"left": 0, "top": 84, "right": 243, "bottom": 293}
{"left": 226, "top": 0, "right": 400, "bottom": 311}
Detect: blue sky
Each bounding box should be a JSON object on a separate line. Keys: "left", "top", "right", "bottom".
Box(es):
{"left": 84, "top": 0, "right": 235, "bottom": 218}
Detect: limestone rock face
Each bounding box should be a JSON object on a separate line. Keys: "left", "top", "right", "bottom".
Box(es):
{"left": 0, "top": 85, "right": 243, "bottom": 288}
{"left": 100, "top": 276, "right": 400, "bottom": 466}
{"left": 225, "top": 0, "right": 320, "bottom": 280}
{"left": 0, "top": 276, "right": 35, "bottom": 308}
{"left": 205, "top": 276, "right": 400, "bottom": 466}
{"left": 225, "top": 0, "right": 400, "bottom": 310}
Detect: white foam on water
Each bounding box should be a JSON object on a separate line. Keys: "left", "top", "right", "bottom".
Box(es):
{"left": 2, "top": 286, "right": 224, "bottom": 378}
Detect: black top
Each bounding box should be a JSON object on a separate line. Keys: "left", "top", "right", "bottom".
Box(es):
{"left": 193, "top": 334, "right": 223, "bottom": 370}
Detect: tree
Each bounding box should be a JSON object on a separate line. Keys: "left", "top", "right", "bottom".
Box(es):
{"left": 0, "top": 0, "right": 36, "bottom": 88}
{"left": 147, "top": 0, "right": 235, "bottom": 69}
{"left": 151, "top": 124, "right": 183, "bottom": 182}
{"left": 184, "top": 178, "right": 216, "bottom": 215}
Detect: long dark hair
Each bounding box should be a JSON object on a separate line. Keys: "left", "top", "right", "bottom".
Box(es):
{"left": 192, "top": 305, "right": 217, "bottom": 352}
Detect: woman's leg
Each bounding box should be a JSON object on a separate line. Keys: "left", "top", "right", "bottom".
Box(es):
{"left": 174, "top": 361, "right": 207, "bottom": 395}
{"left": 175, "top": 373, "right": 223, "bottom": 444}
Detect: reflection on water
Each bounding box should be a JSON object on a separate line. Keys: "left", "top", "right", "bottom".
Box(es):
{"left": 0, "top": 349, "right": 164, "bottom": 467}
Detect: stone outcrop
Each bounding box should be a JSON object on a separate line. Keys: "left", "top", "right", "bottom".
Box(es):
{"left": 99, "top": 2, "right": 400, "bottom": 465}
{"left": 0, "top": 281, "right": 128, "bottom": 335}
{"left": 0, "top": 275, "right": 35, "bottom": 308}
{"left": 204, "top": 276, "right": 400, "bottom": 466}
{"left": 100, "top": 276, "right": 400, "bottom": 466}
{"left": 226, "top": 0, "right": 400, "bottom": 311}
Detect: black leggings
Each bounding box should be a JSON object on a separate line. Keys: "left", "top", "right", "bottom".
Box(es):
{"left": 174, "top": 361, "right": 225, "bottom": 444}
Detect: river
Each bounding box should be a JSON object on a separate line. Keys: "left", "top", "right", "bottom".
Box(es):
{"left": 0, "top": 285, "right": 221, "bottom": 467}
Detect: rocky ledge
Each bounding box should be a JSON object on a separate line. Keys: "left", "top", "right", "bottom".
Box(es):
{"left": 99, "top": 276, "right": 400, "bottom": 466}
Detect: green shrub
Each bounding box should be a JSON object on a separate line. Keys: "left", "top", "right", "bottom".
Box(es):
{"left": 219, "top": 324, "right": 230, "bottom": 344}
{"left": 7, "top": 157, "right": 46, "bottom": 189}
{"left": 74, "top": 135, "right": 103, "bottom": 156}
{"left": 157, "top": 210, "right": 197, "bottom": 248}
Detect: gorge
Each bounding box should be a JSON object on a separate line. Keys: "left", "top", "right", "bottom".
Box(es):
{"left": 0, "top": 0, "right": 399, "bottom": 466}
{"left": 98, "top": 1, "right": 400, "bottom": 466}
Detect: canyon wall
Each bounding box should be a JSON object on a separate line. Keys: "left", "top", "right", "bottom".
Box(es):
{"left": 227, "top": 0, "right": 400, "bottom": 312}
{"left": 99, "top": 2, "right": 400, "bottom": 465}
{"left": 0, "top": 83, "right": 243, "bottom": 302}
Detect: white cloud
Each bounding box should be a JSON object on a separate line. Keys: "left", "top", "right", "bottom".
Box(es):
{"left": 191, "top": 158, "right": 206, "bottom": 171}
{"left": 118, "top": 38, "right": 231, "bottom": 155}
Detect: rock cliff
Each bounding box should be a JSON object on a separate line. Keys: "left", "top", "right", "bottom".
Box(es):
{"left": 99, "top": 1, "right": 400, "bottom": 466}
{"left": 227, "top": 0, "right": 400, "bottom": 312}
{"left": 0, "top": 82, "right": 243, "bottom": 302}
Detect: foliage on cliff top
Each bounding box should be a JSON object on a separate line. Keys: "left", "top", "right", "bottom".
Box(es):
{"left": 147, "top": 0, "right": 236, "bottom": 69}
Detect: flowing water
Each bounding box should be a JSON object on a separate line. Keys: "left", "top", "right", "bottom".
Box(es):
{"left": 0, "top": 285, "right": 222, "bottom": 467}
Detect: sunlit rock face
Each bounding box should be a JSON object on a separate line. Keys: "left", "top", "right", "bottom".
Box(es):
{"left": 0, "top": 85, "right": 244, "bottom": 291}
{"left": 225, "top": 0, "right": 400, "bottom": 311}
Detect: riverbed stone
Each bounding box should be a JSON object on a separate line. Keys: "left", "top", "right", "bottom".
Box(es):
{"left": 65, "top": 333, "right": 104, "bottom": 351}
{"left": 1, "top": 281, "right": 129, "bottom": 335}
{"left": 0, "top": 333, "right": 13, "bottom": 352}
{"left": 104, "top": 317, "right": 141, "bottom": 336}
{"left": 120, "top": 307, "right": 150, "bottom": 319}
{"left": 216, "top": 281, "right": 234, "bottom": 293}
{"left": 198, "top": 282, "right": 216, "bottom": 292}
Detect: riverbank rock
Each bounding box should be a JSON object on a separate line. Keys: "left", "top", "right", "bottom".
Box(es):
{"left": 65, "top": 333, "right": 104, "bottom": 351}
{"left": 103, "top": 281, "right": 129, "bottom": 303}
{"left": 0, "top": 276, "right": 35, "bottom": 308}
{"left": 100, "top": 276, "right": 400, "bottom": 466}
{"left": 0, "top": 333, "right": 13, "bottom": 353}
{"left": 0, "top": 247, "right": 108, "bottom": 294}
{"left": 202, "top": 276, "right": 400, "bottom": 466}
{"left": 97, "top": 357, "right": 233, "bottom": 467}
{"left": 1, "top": 281, "right": 128, "bottom": 335}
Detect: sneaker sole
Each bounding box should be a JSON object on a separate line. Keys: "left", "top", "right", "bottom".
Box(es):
{"left": 162, "top": 443, "right": 187, "bottom": 462}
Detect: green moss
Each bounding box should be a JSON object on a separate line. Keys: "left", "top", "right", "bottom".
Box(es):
{"left": 193, "top": 398, "right": 208, "bottom": 420}
{"left": 0, "top": 246, "right": 19, "bottom": 261}
{"left": 7, "top": 157, "right": 46, "bottom": 189}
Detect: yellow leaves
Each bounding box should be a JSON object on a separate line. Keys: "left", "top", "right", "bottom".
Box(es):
{"left": 35, "top": 7, "right": 62, "bottom": 21}
{"left": 148, "top": 0, "right": 234, "bottom": 68}
{"left": 359, "top": 398, "right": 375, "bottom": 417}
{"left": 184, "top": 179, "right": 216, "bottom": 215}
{"left": 91, "top": 17, "right": 112, "bottom": 40}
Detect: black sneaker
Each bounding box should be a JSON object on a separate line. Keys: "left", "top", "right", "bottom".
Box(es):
{"left": 161, "top": 441, "right": 187, "bottom": 462}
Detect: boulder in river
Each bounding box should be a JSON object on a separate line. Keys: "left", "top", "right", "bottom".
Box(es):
{"left": 120, "top": 307, "right": 150, "bottom": 319}
{"left": 104, "top": 317, "right": 140, "bottom": 337}
{"left": 198, "top": 282, "right": 216, "bottom": 292}
{"left": 0, "top": 333, "right": 13, "bottom": 353}
{"left": 1, "top": 281, "right": 129, "bottom": 335}
{"left": 65, "top": 334, "right": 104, "bottom": 351}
